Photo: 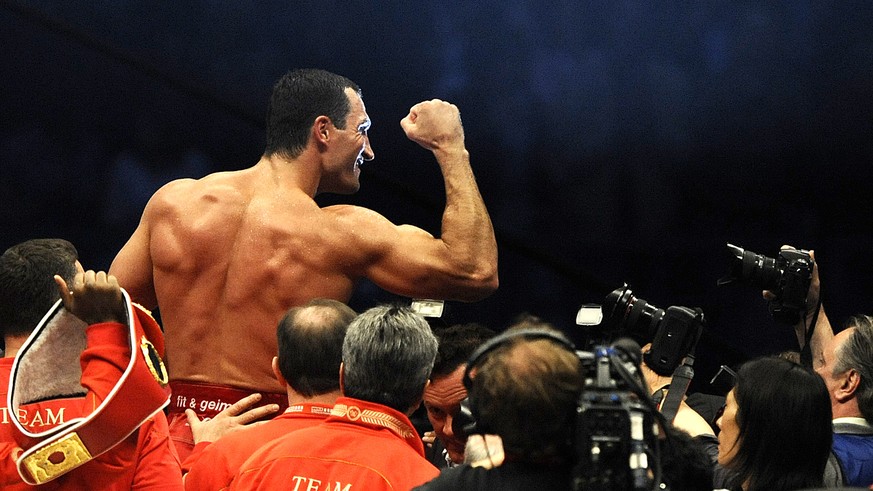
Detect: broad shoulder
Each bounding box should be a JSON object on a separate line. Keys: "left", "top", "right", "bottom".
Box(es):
{"left": 323, "top": 204, "right": 433, "bottom": 238}
{"left": 150, "top": 177, "right": 196, "bottom": 201}
{"left": 152, "top": 171, "right": 247, "bottom": 200}
{"left": 145, "top": 172, "right": 252, "bottom": 215}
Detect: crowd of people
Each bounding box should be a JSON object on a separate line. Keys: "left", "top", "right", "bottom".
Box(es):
{"left": 0, "top": 68, "right": 871, "bottom": 490}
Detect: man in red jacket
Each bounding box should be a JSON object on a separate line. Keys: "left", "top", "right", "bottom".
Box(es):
{"left": 183, "top": 298, "right": 355, "bottom": 490}
{"left": 0, "top": 238, "right": 182, "bottom": 490}
{"left": 229, "top": 304, "right": 440, "bottom": 491}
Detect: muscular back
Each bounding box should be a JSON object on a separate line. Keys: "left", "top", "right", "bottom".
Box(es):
{"left": 114, "top": 167, "right": 363, "bottom": 392}
{"left": 112, "top": 99, "right": 500, "bottom": 393}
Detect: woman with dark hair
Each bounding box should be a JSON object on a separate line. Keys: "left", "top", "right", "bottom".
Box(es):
{"left": 716, "top": 356, "right": 833, "bottom": 491}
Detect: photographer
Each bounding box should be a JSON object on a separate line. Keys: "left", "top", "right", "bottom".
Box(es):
{"left": 784, "top": 248, "right": 873, "bottom": 487}
{"left": 638, "top": 343, "right": 720, "bottom": 439}
{"left": 721, "top": 243, "right": 872, "bottom": 487}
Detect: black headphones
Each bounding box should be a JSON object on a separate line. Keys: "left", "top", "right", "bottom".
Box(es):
{"left": 457, "top": 328, "right": 577, "bottom": 437}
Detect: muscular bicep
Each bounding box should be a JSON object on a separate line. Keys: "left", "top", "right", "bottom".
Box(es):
{"left": 339, "top": 207, "right": 494, "bottom": 301}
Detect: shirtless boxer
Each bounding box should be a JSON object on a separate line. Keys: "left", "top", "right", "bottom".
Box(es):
{"left": 109, "top": 69, "right": 498, "bottom": 457}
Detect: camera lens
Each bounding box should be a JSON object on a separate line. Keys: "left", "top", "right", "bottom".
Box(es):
{"left": 720, "top": 243, "right": 781, "bottom": 291}
{"left": 600, "top": 285, "right": 664, "bottom": 341}
{"left": 718, "top": 244, "right": 814, "bottom": 325}
{"left": 600, "top": 286, "right": 633, "bottom": 336}
{"left": 625, "top": 298, "right": 664, "bottom": 340}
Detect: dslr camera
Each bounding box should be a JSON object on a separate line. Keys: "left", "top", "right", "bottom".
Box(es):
{"left": 578, "top": 285, "right": 705, "bottom": 377}
{"left": 573, "top": 288, "right": 705, "bottom": 490}
{"left": 717, "top": 243, "right": 813, "bottom": 324}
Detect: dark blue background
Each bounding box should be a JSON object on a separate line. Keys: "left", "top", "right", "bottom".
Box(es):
{"left": 3, "top": 1, "right": 873, "bottom": 388}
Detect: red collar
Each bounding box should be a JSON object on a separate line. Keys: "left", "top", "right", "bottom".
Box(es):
{"left": 328, "top": 397, "right": 424, "bottom": 455}
{"left": 285, "top": 402, "right": 333, "bottom": 417}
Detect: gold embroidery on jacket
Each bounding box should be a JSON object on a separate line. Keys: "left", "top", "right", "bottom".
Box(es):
{"left": 331, "top": 404, "right": 415, "bottom": 439}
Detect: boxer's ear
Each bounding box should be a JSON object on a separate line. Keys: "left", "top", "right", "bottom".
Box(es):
{"left": 313, "top": 115, "right": 331, "bottom": 144}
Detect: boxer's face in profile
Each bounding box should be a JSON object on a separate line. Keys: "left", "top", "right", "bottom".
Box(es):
{"left": 320, "top": 88, "right": 373, "bottom": 195}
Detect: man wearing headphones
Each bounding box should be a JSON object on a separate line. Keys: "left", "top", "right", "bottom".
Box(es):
{"left": 415, "top": 327, "right": 584, "bottom": 489}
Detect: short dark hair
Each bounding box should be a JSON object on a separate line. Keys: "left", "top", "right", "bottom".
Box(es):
{"left": 726, "top": 356, "right": 832, "bottom": 491}
{"left": 0, "top": 239, "right": 78, "bottom": 338}
{"left": 469, "top": 335, "right": 583, "bottom": 463}
{"left": 835, "top": 315, "right": 873, "bottom": 422}
{"left": 342, "top": 304, "right": 438, "bottom": 412}
{"left": 431, "top": 323, "right": 496, "bottom": 377}
{"left": 264, "top": 68, "right": 361, "bottom": 159}
{"left": 276, "top": 298, "right": 356, "bottom": 397}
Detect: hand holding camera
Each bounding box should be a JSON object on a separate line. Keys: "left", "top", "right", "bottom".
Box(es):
{"left": 717, "top": 243, "right": 814, "bottom": 324}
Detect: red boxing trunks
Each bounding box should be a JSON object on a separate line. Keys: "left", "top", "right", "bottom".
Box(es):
{"left": 166, "top": 381, "right": 287, "bottom": 461}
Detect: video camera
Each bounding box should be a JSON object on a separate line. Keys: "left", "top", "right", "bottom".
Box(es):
{"left": 717, "top": 243, "right": 813, "bottom": 324}
{"left": 455, "top": 329, "right": 668, "bottom": 491}
{"left": 454, "top": 283, "right": 700, "bottom": 490}
{"left": 572, "top": 338, "right": 661, "bottom": 491}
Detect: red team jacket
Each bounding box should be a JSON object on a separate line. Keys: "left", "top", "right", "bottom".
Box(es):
{"left": 0, "top": 321, "right": 183, "bottom": 490}
{"left": 229, "top": 396, "right": 439, "bottom": 491}
{"left": 182, "top": 402, "right": 333, "bottom": 490}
